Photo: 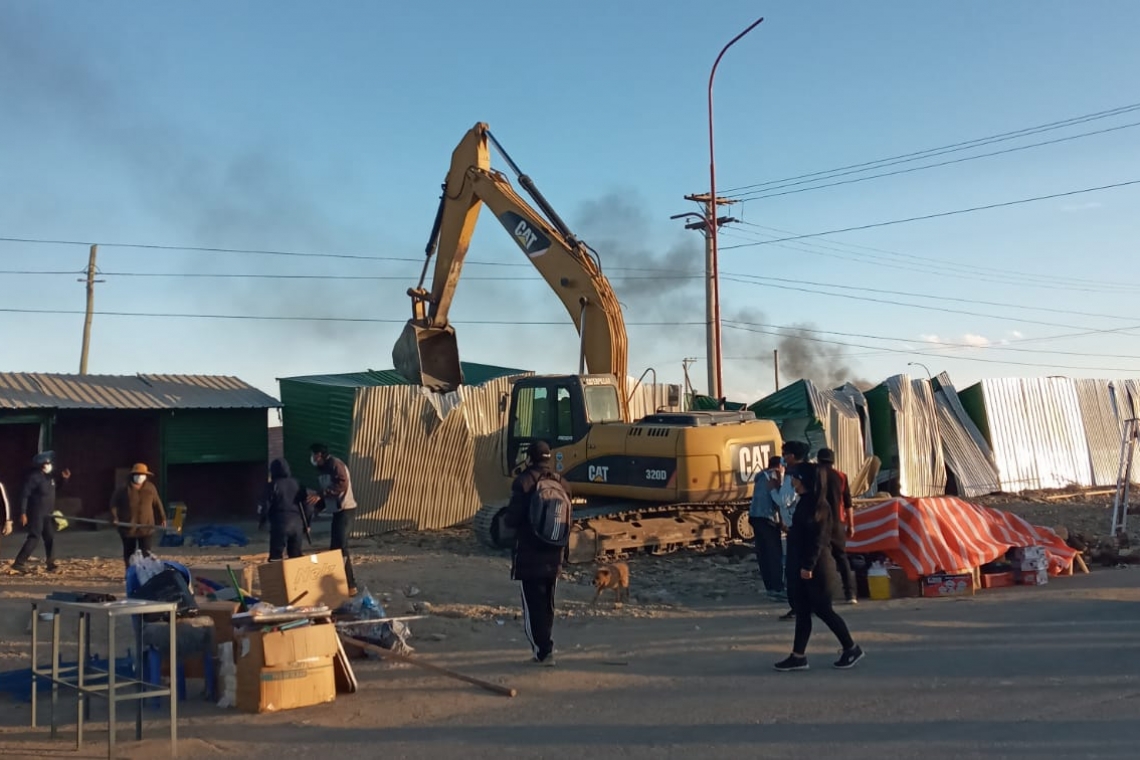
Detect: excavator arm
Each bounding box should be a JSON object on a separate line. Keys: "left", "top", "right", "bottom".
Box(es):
{"left": 393, "top": 122, "right": 629, "bottom": 404}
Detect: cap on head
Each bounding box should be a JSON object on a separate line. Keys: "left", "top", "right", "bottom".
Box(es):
{"left": 130, "top": 463, "right": 154, "bottom": 477}
{"left": 32, "top": 450, "right": 54, "bottom": 466}
{"left": 527, "top": 440, "right": 552, "bottom": 461}
{"left": 817, "top": 448, "right": 836, "bottom": 465}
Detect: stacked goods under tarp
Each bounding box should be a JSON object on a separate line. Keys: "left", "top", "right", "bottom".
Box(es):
{"left": 847, "top": 496, "right": 1078, "bottom": 580}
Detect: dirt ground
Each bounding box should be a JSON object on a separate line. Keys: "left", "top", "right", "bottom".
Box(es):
{"left": 0, "top": 496, "right": 1134, "bottom": 759}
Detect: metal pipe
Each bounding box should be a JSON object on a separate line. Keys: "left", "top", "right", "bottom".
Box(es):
{"left": 707, "top": 16, "right": 764, "bottom": 402}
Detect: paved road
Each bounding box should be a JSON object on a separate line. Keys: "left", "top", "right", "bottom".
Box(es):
{"left": 2, "top": 568, "right": 1138, "bottom": 759}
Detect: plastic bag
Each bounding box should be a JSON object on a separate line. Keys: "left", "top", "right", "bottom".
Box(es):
{"left": 129, "top": 549, "right": 164, "bottom": 587}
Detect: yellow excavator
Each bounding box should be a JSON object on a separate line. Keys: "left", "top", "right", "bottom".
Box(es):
{"left": 393, "top": 122, "right": 783, "bottom": 562}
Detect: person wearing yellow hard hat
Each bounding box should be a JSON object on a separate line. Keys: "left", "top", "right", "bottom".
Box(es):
{"left": 109, "top": 463, "right": 167, "bottom": 569}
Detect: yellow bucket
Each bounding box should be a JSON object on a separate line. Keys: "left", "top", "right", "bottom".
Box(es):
{"left": 868, "top": 569, "right": 891, "bottom": 600}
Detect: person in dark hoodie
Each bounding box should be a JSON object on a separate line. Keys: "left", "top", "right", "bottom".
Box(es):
{"left": 11, "top": 451, "right": 71, "bottom": 574}
{"left": 774, "top": 461, "right": 864, "bottom": 672}
{"left": 258, "top": 458, "right": 313, "bottom": 561}
{"left": 503, "top": 440, "right": 571, "bottom": 667}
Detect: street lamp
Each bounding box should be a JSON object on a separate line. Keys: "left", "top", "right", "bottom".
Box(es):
{"left": 707, "top": 15, "right": 764, "bottom": 402}
{"left": 908, "top": 361, "right": 933, "bottom": 379}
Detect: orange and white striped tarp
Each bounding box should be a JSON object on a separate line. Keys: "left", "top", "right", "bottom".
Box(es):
{"left": 847, "top": 496, "right": 1078, "bottom": 580}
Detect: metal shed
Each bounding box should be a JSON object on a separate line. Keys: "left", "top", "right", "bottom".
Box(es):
{"left": 0, "top": 373, "right": 279, "bottom": 522}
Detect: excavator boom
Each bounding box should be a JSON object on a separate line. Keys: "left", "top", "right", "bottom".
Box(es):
{"left": 393, "top": 123, "right": 628, "bottom": 406}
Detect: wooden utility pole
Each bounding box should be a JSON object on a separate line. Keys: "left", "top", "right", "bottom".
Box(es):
{"left": 773, "top": 349, "right": 780, "bottom": 391}
{"left": 79, "top": 244, "right": 100, "bottom": 374}
{"left": 674, "top": 195, "right": 737, "bottom": 402}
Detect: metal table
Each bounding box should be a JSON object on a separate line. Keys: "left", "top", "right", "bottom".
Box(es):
{"left": 30, "top": 598, "right": 179, "bottom": 759}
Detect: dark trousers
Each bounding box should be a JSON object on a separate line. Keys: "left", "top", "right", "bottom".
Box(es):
{"left": 520, "top": 578, "right": 557, "bottom": 660}
{"left": 330, "top": 509, "right": 357, "bottom": 589}
{"left": 269, "top": 519, "right": 305, "bottom": 561}
{"left": 751, "top": 518, "right": 785, "bottom": 593}
{"left": 831, "top": 525, "right": 857, "bottom": 600}
{"left": 792, "top": 572, "right": 855, "bottom": 655}
{"left": 14, "top": 512, "right": 55, "bottom": 566}
{"left": 120, "top": 532, "right": 153, "bottom": 568}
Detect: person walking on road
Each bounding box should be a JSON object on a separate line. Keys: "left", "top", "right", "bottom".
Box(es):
{"left": 109, "top": 463, "right": 167, "bottom": 568}
{"left": 307, "top": 443, "right": 359, "bottom": 595}
{"left": 774, "top": 440, "right": 809, "bottom": 620}
{"left": 774, "top": 461, "right": 864, "bottom": 672}
{"left": 819, "top": 448, "right": 858, "bottom": 604}
{"left": 503, "top": 441, "right": 572, "bottom": 667}
{"left": 11, "top": 451, "right": 71, "bottom": 574}
{"left": 749, "top": 454, "right": 787, "bottom": 601}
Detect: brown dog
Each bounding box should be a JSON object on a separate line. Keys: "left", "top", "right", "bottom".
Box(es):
{"left": 592, "top": 562, "right": 630, "bottom": 606}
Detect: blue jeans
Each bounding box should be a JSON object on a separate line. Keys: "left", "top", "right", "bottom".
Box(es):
{"left": 750, "top": 517, "right": 784, "bottom": 593}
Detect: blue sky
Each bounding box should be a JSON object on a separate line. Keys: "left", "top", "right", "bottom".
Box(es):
{"left": 2, "top": 0, "right": 1139, "bottom": 403}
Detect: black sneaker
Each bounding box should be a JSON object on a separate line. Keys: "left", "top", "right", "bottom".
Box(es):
{"left": 779, "top": 609, "right": 796, "bottom": 621}
{"left": 833, "top": 645, "right": 865, "bottom": 669}
{"left": 773, "top": 654, "right": 809, "bottom": 672}
{"left": 45, "top": 562, "right": 59, "bottom": 573}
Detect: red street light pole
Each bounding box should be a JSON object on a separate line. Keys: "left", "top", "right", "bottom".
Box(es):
{"left": 707, "top": 15, "right": 764, "bottom": 403}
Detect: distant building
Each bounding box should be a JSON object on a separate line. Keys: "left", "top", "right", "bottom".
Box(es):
{"left": 0, "top": 373, "right": 280, "bottom": 523}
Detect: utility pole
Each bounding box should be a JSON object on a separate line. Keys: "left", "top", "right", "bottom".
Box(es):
{"left": 681, "top": 357, "right": 697, "bottom": 411}
{"left": 78, "top": 244, "right": 103, "bottom": 374}
{"left": 773, "top": 348, "right": 780, "bottom": 391}
{"left": 672, "top": 196, "right": 737, "bottom": 403}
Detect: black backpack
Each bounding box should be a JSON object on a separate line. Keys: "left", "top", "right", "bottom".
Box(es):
{"left": 527, "top": 472, "right": 573, "bottom": 547}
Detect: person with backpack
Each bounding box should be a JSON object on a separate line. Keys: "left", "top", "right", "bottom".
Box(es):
{"left": 503, "top": 440, "right": 573, "bottom": 667}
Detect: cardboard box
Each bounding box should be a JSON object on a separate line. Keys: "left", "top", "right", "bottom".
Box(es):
{"left": 194, "top": 599, "right": 241, "bottom": 660}
{"left": 1019, "top": 557, "right": 1048, "bottom": 572}
{"left": 236, "top": 623, "right": 338, "bottom": 714}
{"left": 189, "top": 564, "right": 259, "bottom": 596}
{"left": 888, "top": 567, "right": 920, "bottom": 598}
{"left": 1012, "top": 546, "right": 1046, "bottom": 561}
{"left": 921, "top": 572, "right": 976, "bottom": 598}
{"left": 981, "top": 571, "right": 1015, "bottom": 589}
{"left": 1017, "top": 568, "right": 1049, "bottom": 586}
{"left": 257, "top": 550, "right": 350, "bottom": 609}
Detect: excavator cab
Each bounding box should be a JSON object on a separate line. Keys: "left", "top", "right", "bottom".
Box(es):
{"left": 504, "top": 374, "right": 624, "bottom": 475}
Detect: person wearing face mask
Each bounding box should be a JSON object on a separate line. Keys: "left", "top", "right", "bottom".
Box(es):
{"left": 305, "top": 443, "right": 358, "bottom": 595}
{"left": 108, "top": 463, "right": 167, "bottom": 569}
{"left": 11, "top": 451, "right": 71, "bottom": 574}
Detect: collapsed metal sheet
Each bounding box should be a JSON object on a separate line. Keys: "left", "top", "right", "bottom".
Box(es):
{"left": 933, "top": 373, "right": 1000, "bottom": 498}
{"left": 885, "top": 375, "right": 947, "bottom": 498}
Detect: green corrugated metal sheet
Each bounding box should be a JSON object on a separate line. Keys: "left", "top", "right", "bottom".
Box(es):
{"left": 748, "top": 380, "right": 813, "bottom": 421}
{"left": 279, "top": 378, "right": 356, "bottom": 490}
{"left": 279, "top": 362, "right": 528, "bottom": 390}
{"left": 162, "top": 409, "right": 268, "bottom": 464}
{"left": 864, "top": 384, "right": 897, "bottom": 475}
{"left": 688, "top": 394, "right": 747, "bottom": 411}
{"left": 956, "top": 382, "right": 992, "bottom": 447}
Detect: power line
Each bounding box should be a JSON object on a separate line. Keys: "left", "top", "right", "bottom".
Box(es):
{"left": 731, "top": 222, "right": 1140, "bottom": 292}
{"left": 728, "top": 120, "right": 1140, "bottom": 202}
{"left": 720, "top": 101, "right": 1140, "bottom": 195}
{"left": 720, "top": 179, "right": 1140, "bottom": 250}
{"left": 0, "top": 269, "right": 701, "bottom": 282}
{"left": 0, "top": 307, "right": 705, "bottom": 327}
{"left": 721, "top": 321, "right": 1140, "bottom": 373}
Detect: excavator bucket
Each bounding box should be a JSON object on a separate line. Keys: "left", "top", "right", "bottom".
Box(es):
{"left": 392, "top": 321, "right": 465, "bottom": 392}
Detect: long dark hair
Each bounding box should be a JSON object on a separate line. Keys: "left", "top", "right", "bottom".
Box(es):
{"left": 790, "top": 462, "right": 831, "bottom": 524}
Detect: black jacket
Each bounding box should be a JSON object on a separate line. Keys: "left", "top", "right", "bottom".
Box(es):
{"left": 19, "top": 469, "right": 65, "bottom": 519}
{"left": 786, "top": 467, "right": 835, "bottom": 576}
{"left": 504, "top": 463, "right": 569, "bottom": 581}
{"left": 258, "top": 458, "right": 312, "bottom": 529}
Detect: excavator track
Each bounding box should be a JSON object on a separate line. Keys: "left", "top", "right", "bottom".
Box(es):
{"left": 472, "top": 499, "right": 754, "bottom": 564}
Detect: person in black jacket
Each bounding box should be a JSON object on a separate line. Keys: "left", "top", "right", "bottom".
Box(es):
{"left": 503, "top": 440, "right": 570, "bottom": 667}
{"left": 12, "top": 451, "right": 71, "bottom": 574}
{"left": 774, "top": 462, "right": 864, "bottom": 672}
{"left": 258, "top": 458, "right": 313, "bottom": 561}
{"left": 819, "top": 448, "right": 858, "bottom": 604}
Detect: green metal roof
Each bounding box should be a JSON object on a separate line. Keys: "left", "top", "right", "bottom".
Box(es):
{"left": 749, "top": 379, "right": 813, "bottom": 420}
{"left": 279, "top": 362, "right": 529, "bottom": 389}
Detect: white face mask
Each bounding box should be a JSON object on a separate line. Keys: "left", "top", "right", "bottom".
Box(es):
{"left": 132, "top": 474, "right": 146, "bottom": 485}
{"left": 310, "top": 455, "right": 319, "bottom": 467}
{"left": 42, "top": 463, "right": 53, "bottom": 474}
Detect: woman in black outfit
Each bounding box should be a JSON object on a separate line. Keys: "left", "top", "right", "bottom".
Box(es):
{"left": 775, "top": 462, "right": 865, "bottom": 672}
